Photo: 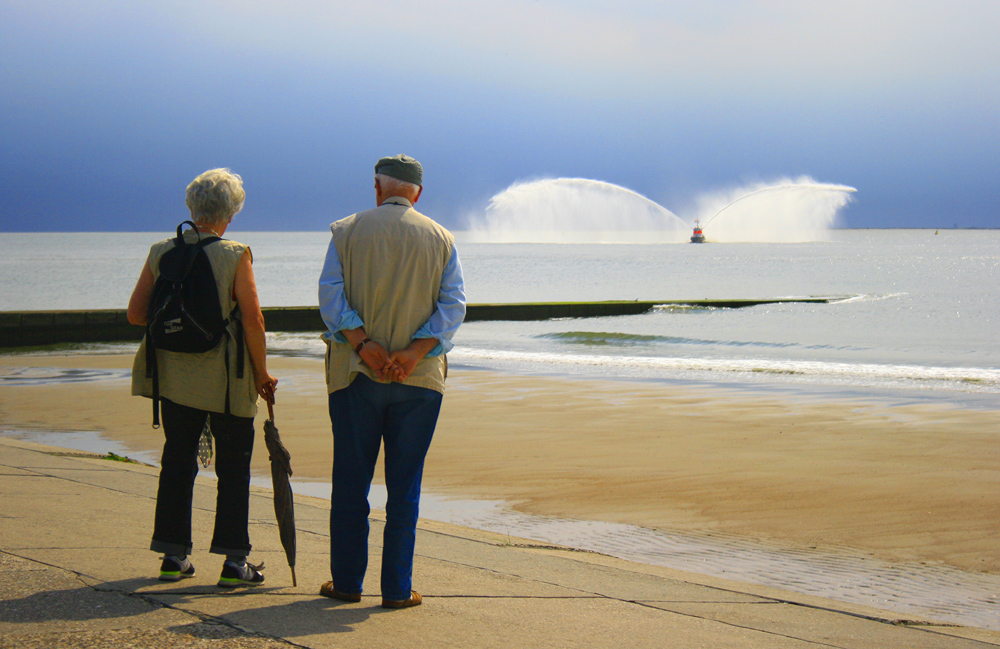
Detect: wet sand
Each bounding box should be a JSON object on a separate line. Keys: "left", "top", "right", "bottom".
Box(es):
{"left": 1, "top": 352, "right": 997, "bottom": 577}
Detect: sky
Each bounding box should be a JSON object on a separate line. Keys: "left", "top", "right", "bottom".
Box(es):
{"left": 1, "top": 0, "right": 998, "bottom": 232}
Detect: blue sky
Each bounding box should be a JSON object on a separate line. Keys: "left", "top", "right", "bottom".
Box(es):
{"left": 1, "top": 0, "right": 998, "bottom": 232}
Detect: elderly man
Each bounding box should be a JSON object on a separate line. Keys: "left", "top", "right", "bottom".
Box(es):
{"left": 317, "top": 154, "right": 465, "bottom": 609}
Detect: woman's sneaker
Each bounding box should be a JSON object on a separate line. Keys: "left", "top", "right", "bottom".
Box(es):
{"left": 217, "top": 560, "right": 265, "bottom": 588}
{"left": 158, "top": 555, "right": 195, "bottom": 582}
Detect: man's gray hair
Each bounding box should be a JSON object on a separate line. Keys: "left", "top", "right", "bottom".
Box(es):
{"left": 185, "top": 168, "right": 246, "bottom": 225}
{"left": 375, "top": 173, "right": 420, "bottom": 196}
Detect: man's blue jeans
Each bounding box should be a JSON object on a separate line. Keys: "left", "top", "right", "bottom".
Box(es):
{"left": 328, "top": 374, "right": 443, "bottom": 601}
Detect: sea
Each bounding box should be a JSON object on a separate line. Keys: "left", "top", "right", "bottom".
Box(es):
{"left": 2, "top": 228, "right": 1000, "bottom": 628}
{"left": 2, "top": 228, "right": 998, "bottom": 406}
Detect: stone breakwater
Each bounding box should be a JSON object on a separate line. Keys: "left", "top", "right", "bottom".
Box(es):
{"left": 0, "top": 297, "right": 849, "bottom": 348}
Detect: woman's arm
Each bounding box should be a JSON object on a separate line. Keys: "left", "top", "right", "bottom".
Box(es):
{"left": 233, "top": 249, "right": 278, "bottom": 401}
{"left": 126, "top": 261, "right": 155, "bottom": 326}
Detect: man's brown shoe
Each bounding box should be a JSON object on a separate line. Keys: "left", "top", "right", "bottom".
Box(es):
{"left": 319, "top": 581, "right": 361, "bottom": 602}
{"left": 381, "top": 590, "right": 422, "bottom": 609}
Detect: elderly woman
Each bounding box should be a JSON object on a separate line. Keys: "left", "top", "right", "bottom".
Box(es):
{"left": 127, "top": 168, "right": 277, "bottom": 587}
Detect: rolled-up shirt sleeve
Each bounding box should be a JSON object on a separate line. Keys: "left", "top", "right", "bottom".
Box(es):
{"left": 318, "top": 237, "right": 364, "bottom": 342}
{"left": 413, "top": 246, "right": 466, "bottom": 357}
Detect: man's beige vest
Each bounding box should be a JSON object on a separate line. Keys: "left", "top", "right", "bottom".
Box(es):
{"left": 131, "top": 231, "right": 258, "bottom": 418}
{"left": 325, "top": 199, "right": 454, "bottom": 395}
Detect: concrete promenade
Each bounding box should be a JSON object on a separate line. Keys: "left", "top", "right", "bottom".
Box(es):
{"left": 1, "top": 436, "right": 997, "bottom": 649}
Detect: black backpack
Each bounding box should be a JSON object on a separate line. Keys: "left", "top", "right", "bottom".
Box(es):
{"left": 145, "top": 221, "right": 244, "bottom": 426}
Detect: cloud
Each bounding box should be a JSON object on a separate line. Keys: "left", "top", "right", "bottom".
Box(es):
{"left": 5, "top": 0, "right": 998, "bottom": 102}
{"left": 177, "top": 0, "right": 1000, "bottom": 97}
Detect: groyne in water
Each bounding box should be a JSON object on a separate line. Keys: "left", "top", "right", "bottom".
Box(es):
{"left": 0, "top": 297, "right": 849, "bottom": 348}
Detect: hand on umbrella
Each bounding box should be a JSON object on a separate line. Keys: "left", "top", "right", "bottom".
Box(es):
{"left": 260, "top": 378, "right": 278, "bottom": 406}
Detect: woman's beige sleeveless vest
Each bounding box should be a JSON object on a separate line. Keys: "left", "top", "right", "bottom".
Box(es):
{"left": 325, "top": 201, "right": 453, "bottom": 395}
{"left": 131, "top": 230, "right": 258, "bottom": 418}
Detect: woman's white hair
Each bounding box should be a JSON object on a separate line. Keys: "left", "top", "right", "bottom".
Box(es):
{"left": 185, "top": 168, "right": 246, "bottom": 225}
{"left": 375, "top": 173, "right": 420, "bottom": 196}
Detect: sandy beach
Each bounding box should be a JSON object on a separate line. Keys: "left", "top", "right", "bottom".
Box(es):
{"left": 1, "top": 351, "right": 997, "bottom": 578}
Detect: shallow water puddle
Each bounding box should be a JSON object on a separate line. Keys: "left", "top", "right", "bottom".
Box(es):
{"left": 0, "top": 366, "right": 131, "bottom": 386}
{"left": 279, "top": 480, "right": 1000, "bottom": 631}
{"left": 0, "top": 428, "right": 160, "bottom": 465}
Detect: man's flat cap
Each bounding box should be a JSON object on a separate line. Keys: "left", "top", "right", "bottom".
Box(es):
{"left": 374, "top": 154, "right": 423, "bottom": 186}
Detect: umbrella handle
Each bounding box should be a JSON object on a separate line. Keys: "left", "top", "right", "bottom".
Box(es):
{"left": 263, "top": 383, "right": 275, "bottom": 421}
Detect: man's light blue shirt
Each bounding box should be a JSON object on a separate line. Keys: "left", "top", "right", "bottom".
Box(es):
{"left": 318, "top": 239, "right": 466, "bottom": 357}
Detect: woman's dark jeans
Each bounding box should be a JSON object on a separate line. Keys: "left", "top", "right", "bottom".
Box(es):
{"left": 150, "top": 398, "right": 255, "bottom": 557}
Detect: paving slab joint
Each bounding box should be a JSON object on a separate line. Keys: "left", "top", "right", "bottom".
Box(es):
{"left": 3, "top": 550, "right": 303, "bottom": 648}
{"left": 91, "top": 585, "right": 306, "bottom": 648}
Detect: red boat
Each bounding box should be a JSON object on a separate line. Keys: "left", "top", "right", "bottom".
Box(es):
{"left": 690, "top": 219, "right": 706, "bottom": 243}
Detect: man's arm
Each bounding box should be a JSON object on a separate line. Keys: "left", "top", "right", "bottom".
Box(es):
{"left": 318, "top": 236, "right": 393, "bottom": 376}
{"left": 410, "top": 246, "right": 466, "bottom": 356}
{"left": 389, "top": 246, "right": 466, "bottom": 381}
{"left": 318, "top": 237, "right": 365, "bottom": 337}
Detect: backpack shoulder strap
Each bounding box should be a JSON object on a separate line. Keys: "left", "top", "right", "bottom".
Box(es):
{"left": 172, "top": 227, "right": 222, "bottom": 280}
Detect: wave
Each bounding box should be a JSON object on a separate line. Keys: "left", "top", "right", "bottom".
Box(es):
{"left": 250, "top": 331, "right": 1000, "bottom": 396}
{"left": 258, "top": 332, "right": 1000, "bottom": 393}
{"left": 539, "top": 330, "right": 864, "bottom": 352}
{"left": 832, "top": 292, "right": 909, "bottom": 304}
{"left": 450, "top": 347, "right": 1000, "bottom": 393}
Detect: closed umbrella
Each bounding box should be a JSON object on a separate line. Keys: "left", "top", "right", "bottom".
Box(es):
{"left": 263, "top": 397, "right": 297, "bottom": 587}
